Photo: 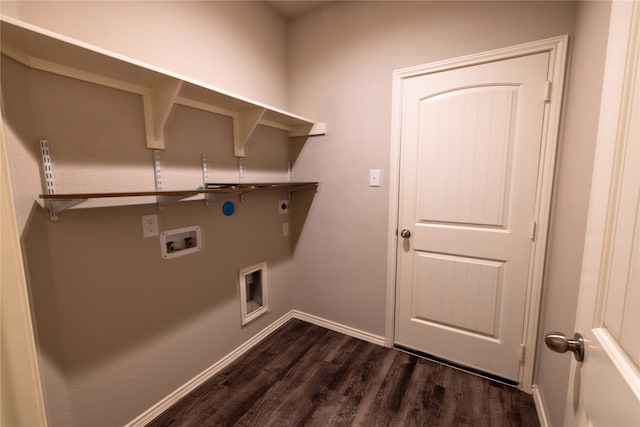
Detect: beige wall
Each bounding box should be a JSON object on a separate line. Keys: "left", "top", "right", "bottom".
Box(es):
{"left": 1, "top": 1, "right": 613, "bottom": 426}
{"left": 534, "top": 1, "right": 611, "bottom": 425}
{"left": 1, "top": 1, "right": 289, "bottom": 110}
{"left": 288, "top": 1, "right": 605, "bottom": 425}
{"left": 2, "top": 56, "right": 299, "bottom": 425}
{"left": 1, "top": 2, "right": 297, "bottom": 425}
{"left": 288, "top": 0, "right": 578, "bottom": 337}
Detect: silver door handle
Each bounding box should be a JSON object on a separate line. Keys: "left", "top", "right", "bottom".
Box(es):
{"left": 544, "top": 332, "right": 584, "bottom": 362}
{"left": 400, "top": 229, "right": 411, "bottom": 238}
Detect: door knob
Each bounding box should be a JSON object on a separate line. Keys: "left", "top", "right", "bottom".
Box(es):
{"left": 544, "top": 332, "right": 584, "bottom": 362}
{"left": 400, "top": 229, "right": 411, "bottom": 238}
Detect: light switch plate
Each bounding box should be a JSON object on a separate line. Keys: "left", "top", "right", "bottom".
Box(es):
{"left": 369, "top": 169, "right": 382, "bottom": 187}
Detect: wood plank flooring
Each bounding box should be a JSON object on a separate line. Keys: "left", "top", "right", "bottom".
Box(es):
{"left": 148, "top": 319, "right": 539, "bottom": 427}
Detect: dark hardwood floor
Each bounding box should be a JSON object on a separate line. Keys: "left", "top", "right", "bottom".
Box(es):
{"left": 148, "top": 319, "right": 539, "bottom": 427}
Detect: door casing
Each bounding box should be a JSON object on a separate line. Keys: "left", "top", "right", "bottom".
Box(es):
{"left": 385, "top": 36, "right": 569, "bottom": 391}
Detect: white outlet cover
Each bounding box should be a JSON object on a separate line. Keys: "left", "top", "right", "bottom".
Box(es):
{"left": 278, "top": 199, "right": 289, "bottom": 214}
{"left": 141, "top": 214, "right": 158, "bottom": 237}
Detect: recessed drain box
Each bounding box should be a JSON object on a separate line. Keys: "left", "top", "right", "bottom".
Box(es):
{"left": 239, "top": 261, "right": 268, "bottom": 325}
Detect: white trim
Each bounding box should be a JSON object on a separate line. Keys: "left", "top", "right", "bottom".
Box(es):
{"left": 290, "top": 310, "right": 387, "bottom": 346}
{"left": 123, "top": 311, "right": 293, "bottom": 427}
{"left": 124, "top": 310, "right": 385, "bottom": 426}
{"left": 0, "top": 98, "right": 48, "bottom": 426}
{"left": 385, "top": 63, "right": 403, "bottom": 347}
{"left": 532, "top": 385, "right": 550, "bottom": 427}
{"left": 394, "top": 36, "right": 568, "bottom": 79}
{"left": 385, "top": 36, "right": 569, "bottom": 391}
{"left": 520, "top": 35, "right": 569, "bottom": 392}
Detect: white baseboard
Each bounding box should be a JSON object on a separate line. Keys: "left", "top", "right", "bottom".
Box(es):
{"left": 124, "top": 310, "right": 385, "bottom": 426}
{"left": 124, "top": 311, "right": 293, "bottom": 427}
{"left": 532, "top": 384, "right": 550, "bottom": 427}
{"left": 290, "top": 310, "right": 386, "bottom": 346}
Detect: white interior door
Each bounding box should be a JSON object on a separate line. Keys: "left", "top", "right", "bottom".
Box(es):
{"left": 395, "top": 49, "right": 554, "bottom": 382}
{"left": 563, "top": 2, "right": 640, "bottom": 425}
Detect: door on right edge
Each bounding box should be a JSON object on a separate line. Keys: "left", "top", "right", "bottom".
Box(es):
{"left": 564, "top": 1, "right": 640, "bottom": 425}
{"left": 395, "top": 51, "right": 550, "bottom": 382}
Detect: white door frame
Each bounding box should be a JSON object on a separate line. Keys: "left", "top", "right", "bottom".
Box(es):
{"left": 385, "top": 36, "right": 569, "bottom": 391}
{"left": 0, "top": 111, "right": 48, "bottom": 424}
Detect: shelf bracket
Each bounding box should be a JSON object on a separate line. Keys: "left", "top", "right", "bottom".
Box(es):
{"left": 234, "top": 108, "right": 266, "bottom": 157}
{"left": 38, "top": 139, "right": 87, "bottom": 220}
{"left": 204, "top": 192, "right": 218, "bottom": 206}
{"left": 157, "top": 194, "right": 191, "bottom": 209}
{"left": 143, "top": 80, "right": 183, "bottom": 149}
{"left": 202, "top": 154, "right": 214, "bottom": 206}
{"left": 288, "top": 122, "right": 327, "bottom": 138}
{"left": 47, "top": 198, "right": 88, "bottom": 220}
{"left": 288, "top": 183, "right": 318, "bottom": 197}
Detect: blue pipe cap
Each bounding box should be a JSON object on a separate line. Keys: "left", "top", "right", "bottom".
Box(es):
{"left": 222, "top": 201, "right": 235, "bottom": 216}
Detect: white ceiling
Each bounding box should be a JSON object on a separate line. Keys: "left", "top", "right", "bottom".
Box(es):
{"left": 266, "top": 1, "right": 329, "bottom": 19}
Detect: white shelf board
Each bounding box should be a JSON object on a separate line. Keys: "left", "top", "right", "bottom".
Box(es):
{"left": 0, "top": 15, "right": 322, "bottom": 154}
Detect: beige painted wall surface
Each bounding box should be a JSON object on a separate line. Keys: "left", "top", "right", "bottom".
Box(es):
{"left": 287, "top": 1, "right": 605, "bottom": 425}
{"left": 534, "top": 1, "right": 611, "bottom": 425}
{"left": 0, "top": 0, "right": 289, "bottom": 110}
{"left": 2, "top": 66, "right": 298, "bottom": 425}
{"left": 0, "top": 1, "right": 612, "bottom": 426}
{"left": 288, "top": 0, "right": 577, "bottom": 342}
{"left": 1, "top": 2, "right": 299, "bottom": 423}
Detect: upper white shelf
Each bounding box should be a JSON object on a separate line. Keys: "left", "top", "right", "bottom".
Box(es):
{"left": 0, "top": 16, "right": 326, "bottom": 157}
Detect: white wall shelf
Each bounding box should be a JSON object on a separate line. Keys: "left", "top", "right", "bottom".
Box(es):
{"left": 0, "top": 16, "right": 326, "bottom": 156}
{"left": 39, "top": 182, "right": 318, "bottom": 218}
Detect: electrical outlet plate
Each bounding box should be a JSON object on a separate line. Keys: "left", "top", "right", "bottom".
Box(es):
{"left": 278, "top": 199, "right": 289, "bottom": 214}
{"left": 141, "top": 214, "right": 158, "bottom": 237}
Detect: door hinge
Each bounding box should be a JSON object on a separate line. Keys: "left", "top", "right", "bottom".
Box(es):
{"left": 519, "top": 344, "right": 526, "bottom": 363}
{"left": 544, "top": 80, "right": 552, "bottom": 103}
{"left": 530, "top": 221, "right": 537, "bottom": 242}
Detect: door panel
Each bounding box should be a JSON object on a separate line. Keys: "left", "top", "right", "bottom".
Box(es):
{"left": 396, "top": 52, "right": 550, "bottom": 381}
{"left": 565, "top": 2, "right": 640, "bottom": 423}
{"left": 417, "top": 86, "right": 517, "bottom": 227}
{"left": 412, "top": 252, "right": 503, "bottom": 337}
